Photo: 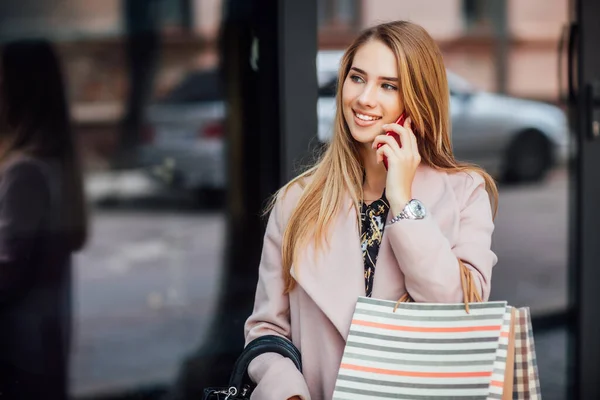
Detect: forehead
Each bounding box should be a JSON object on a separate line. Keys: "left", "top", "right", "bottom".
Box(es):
{"left": 351, "top": 40, "right": 398, "bottom": 78}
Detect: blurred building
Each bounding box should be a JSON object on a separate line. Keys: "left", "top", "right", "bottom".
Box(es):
{"left": 0, "top": 0, "right": 568, "bottom": 167}
{"left": 0, "top": 0, "right": 568, "bottom": 102}
{"left": 321, "top": 0, "right": 568, "bottom": 103}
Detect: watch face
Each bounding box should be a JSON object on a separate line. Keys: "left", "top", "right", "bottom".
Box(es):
{"left": 408, "top": 199, "right": 426, "bottom": 219}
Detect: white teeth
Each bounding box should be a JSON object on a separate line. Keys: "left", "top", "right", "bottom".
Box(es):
{"left": 355, "top": 112, "right": 380, "bottom": 121}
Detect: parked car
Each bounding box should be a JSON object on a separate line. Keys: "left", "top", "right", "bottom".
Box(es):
{"left": 139, "top": 70, "right": 226, "bottom": 192}
{"left": 139, "top": 50, "right": 569, "bottom": 194}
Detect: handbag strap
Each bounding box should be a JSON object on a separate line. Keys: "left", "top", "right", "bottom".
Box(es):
{"left": 393, "top": 259, "right": 482, "bottom": 313}
{"left": 228, "top": 335, "right": 302, "bottom": 392}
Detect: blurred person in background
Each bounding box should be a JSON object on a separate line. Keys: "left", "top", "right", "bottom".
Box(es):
{"left": 0, "top": 39, "right": 88, "bottom": 399}
{"left": 244, "top": 21, "right": 498, "bottom": 400}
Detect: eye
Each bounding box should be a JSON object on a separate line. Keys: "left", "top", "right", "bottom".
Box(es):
{"left": 350, "top": 75, "right": 365, "bottom": 84}
{"left": 382, "top": 83, "right": 398, "bottom": 91}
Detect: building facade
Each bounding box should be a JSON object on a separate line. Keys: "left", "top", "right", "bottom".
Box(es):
{"left": 321, "top": 0, "right": 568, "bottom": 103}
{"left": 0, "top": 0, "right": 568, "bottom": 168}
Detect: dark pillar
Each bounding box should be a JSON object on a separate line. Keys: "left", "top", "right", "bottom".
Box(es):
{"left": 490, "top": 0, "right": 508, "bottom": 94}
{"left": 165, "top": 0, "right": 317, "bottom": 398}
{"left": 115, "top": 0, "right": 161, "bottom": 169}
{"left": 569, "top": 0, "right": 600, "bottom": 398}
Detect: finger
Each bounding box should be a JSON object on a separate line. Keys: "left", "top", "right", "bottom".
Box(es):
{"left": 376, "top": 145, "right": 394, "bottom": 165}
{"left": 406, "top": 119, "right": 418, "bottom": 152}
{"left": 383, "top": 122, "right": 413, "bottom": 154}
{"left": 401, "top": 117, "right": 417, "bottom": 153}
{"left": 372, "top": 133, "right": 402, "bottom": 153}
{"left": 409, "top": 129, "right": 419, "bottom": 157}
{"left": 396, "top": 124, "right": 413, "bottom": 154}
{"left": 404, "top": 116, "right": 413, "bottom": 132}
{"left": 381, "top": 122, "right": 408, "bottom": 140}
{"left": 376, "top": 147, "right": 383, "bottom": 164}
{"left": 381, "top": 122, "right": 407, "bottom": 136}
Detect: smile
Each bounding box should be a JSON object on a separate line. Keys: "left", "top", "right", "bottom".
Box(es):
{"left": 354, "top": 110, "right": 382, "bottom": 121}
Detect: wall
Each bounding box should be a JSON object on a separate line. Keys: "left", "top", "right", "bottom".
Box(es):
{"left": 360, "top": 0, "right": 568, "bottom": 102}
{"left": 361, "top": 0, "right": 464, "bottom": 40}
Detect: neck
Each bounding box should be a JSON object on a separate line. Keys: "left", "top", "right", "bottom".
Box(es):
{"left": 360, "top": 144, "right": 387, "bottom": 199}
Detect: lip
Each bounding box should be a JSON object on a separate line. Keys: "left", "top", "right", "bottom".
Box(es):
{"left": 352, "top": 109, "right": 382, "bottom": 127}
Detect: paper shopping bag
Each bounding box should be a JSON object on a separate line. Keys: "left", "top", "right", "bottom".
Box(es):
{"left": 513, "top": 307, "right": 541, "bottom": 399}
{"left": 333, "top": 297, "right": 516, "bottom": 399}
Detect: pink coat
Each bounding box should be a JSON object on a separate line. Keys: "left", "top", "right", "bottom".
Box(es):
{"left": 244, "top": 164, "right": 497, "bottom": 400}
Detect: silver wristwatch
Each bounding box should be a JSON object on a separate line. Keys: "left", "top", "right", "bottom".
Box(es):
{"left": 389, "top": 199, "right": 427, "bottom": 224}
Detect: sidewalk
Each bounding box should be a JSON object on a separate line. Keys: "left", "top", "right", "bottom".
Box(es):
{"left": 79, "top": 170, "right": 571, "bottom": 400}
{"left": 76, "top": 324, "right": 569, "bottom": 400}
{"left": 536, "top": 325, "right": 569, "bottom": 400}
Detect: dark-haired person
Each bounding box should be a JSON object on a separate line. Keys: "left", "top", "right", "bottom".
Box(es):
{"left": 0, "top": 39, "right": 88, "bottom": 399}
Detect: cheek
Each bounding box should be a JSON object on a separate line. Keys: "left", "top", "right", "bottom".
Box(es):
{"left": 381, "top": 93, "right": 402, "bottom": 116}
{"left": 341, "top": 81, "right": 357, "bottom": 107}
{"left": 393, "top": 94, "right": 404, "bottom": 113}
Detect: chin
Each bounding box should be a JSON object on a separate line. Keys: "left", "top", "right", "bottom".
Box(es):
{"left": 344, "top": 110, "right": 384, "bottom": 144}
{"left": 349, "top": 126, "right": 381, "bottom": 144}
{"left": 351, "top": 133, "right": 377, "bottom": 145}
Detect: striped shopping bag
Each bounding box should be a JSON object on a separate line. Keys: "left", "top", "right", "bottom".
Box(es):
{"left": 333, "top": 298, "right": 515, "bottom": 399}
{"left": 333, "top": 260, "right": 540, "bottom": 399}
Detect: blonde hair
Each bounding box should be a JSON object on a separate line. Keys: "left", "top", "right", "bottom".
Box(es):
{"left": 269, "top": 21, "right": 498, "bottom": 293}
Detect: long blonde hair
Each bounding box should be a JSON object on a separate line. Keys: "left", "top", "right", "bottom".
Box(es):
{"left": 270, "top": 21, "right": 498, "bottom": 293}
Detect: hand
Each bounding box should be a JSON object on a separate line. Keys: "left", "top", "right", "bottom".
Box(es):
{"left": 372, "top": 116, "right": 421, "bottom": 215}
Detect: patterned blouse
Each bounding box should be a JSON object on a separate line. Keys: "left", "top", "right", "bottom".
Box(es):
{"left": 359, "top": 192, "right": 390, "bottom": 297}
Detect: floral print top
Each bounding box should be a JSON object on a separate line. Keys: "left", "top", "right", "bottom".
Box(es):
{"left": 359, "top": 192, "right": 390, "bottom": 297}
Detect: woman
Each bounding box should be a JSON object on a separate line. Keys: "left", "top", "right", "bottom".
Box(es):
{"left": 245, "top": 21, "right": 498, "bottom": 400}
{"left": 0, "top": 39, "right": 88, "bottom": 399}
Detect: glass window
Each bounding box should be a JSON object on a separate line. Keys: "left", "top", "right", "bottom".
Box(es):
{"left": 0, "top": 0, "right": 228, "bottom": 397}
{"left": 318, "top": 76, "right": 337, "bottom": 97}
{"left": 463, "top": 0, "right": 492, "bottom": 33}
{"left": 318, "top": 0, "right": 359, "bottom": 28}
{"left": 160, "top": 0, "right": 190, "bottom": 30}
{"left": 335, "top": 0, "right": 357, "bottom": 25}
{"left": 0, "top": 1, "right": 573, "bottom": 399}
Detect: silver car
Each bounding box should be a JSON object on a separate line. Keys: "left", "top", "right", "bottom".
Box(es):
{"left": 139, "top": 70, "right": 226, "bottom": 191}
{"left": 140, "top": 51, "right": 569, "bottom": 193}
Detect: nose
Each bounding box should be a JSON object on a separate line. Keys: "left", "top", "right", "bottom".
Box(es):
{"left": 357, "top": 83, "right": 377, "bottom": 108}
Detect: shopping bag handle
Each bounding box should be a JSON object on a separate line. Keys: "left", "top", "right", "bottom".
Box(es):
{"left": 394, "top": 259, "right": 482, "bottom": 313}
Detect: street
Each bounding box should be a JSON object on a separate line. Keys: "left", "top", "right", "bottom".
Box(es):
{"left": 490, "top": 167, "right": 568, "bottom": 312}
{"left": 71, "top": 167, "right": 569, "bottom": 396}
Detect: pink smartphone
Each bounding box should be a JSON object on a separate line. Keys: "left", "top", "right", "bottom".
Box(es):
{"left": 378, "top": 113, "right": 406, "bottom": 170}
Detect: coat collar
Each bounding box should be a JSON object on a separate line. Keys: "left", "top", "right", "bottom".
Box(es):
{"left": 290, "top": 165, "right": 437, "bottom": 339}
{"left": 290, "top": 198, "right": 364, "bottom": 339}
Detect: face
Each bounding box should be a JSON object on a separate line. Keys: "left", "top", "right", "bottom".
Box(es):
{"left": 341, "top": 39, "right": 404, "bottom": 145}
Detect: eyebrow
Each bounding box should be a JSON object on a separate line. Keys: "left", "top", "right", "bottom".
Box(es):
{"left": 350, "top": 67, "right": 398, "bottom": 82}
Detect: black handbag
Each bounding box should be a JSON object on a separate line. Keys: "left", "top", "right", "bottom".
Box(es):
{"left": 202, "top": 335, "right": 302, "bottom": 400}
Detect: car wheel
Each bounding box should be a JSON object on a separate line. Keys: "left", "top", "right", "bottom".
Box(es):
{"left": 503, "top": 130, "right": 553, "bottom": 183}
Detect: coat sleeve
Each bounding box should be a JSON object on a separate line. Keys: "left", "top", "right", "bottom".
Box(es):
{"left": 0, "top": 161, "right": 50, "bottom": 303}
{"left": 244, "top": 190, "right": 311, "bottom": 400}
{"left": 385, "top": 171, "right": 497, "bottom": 302}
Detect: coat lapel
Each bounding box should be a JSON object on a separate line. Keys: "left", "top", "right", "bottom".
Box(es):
{"left": 290, "top": 198, "right": 365, "bottom": 340}
{"left": 290, "top": 165, "right": 439, "bottom": 340}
